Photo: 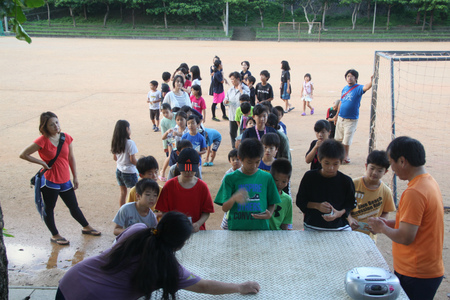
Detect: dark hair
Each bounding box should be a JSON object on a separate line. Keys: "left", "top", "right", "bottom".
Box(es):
{"left": 135, "top": 178, "right": 159, "bottom": 196}
{"left": 246, "top": 117, "right": 255, "bottom": 126}
{"left": 187, "top": 114, "right": 200, "bottom": 125}
{"left": 314, "top": 120, "right": 331, "bottom": 133}
{"left": 241, "top": 60, "right": 250, "bottom": 69}
{"left": 274, "top": 106, "right": 284, "bottom": 117}
{"left": 191, "top": 84, "right": 202, "bottom": 97}
{"left": 387, "top": 136, "right": 426, "bottom": 167}
{"left": 213, "top": 59, "right": 221, "bottom": 72}
{"left": 102, "top": 211, "right": 193, "bottom": 300}
{"left": 161, "top": 103, "right": 172, "bottom": 111}
{"left": 162, "top": 72, "right": 171, "bottom": 81}
{"left": 190, "top": 65, "right": 202, "bottom": 81}
{"left": 271, "top": 158, "right": 292, "bottom": 178}
{"left": 281, "top": 60, "right": 290, "bottom": 71}
{"left": 150, "top": 80, "right": 158, "bottom": 88}
{"left": 179, "top": 63, "right": 189, "bottom": 72}
{"left": 229, "top": 71, "right": 241, "bottom": 81}
{"left": 172, "top": 75, "right": 185, "bottom": 88}
{"left": 180, "top": 105, "right": 192, "bottom": 114}
{"left": 260, "top": 70, "right": 270, "bottom": 79}
{"left": 136, "top": 156, "right": 159, "bottom": 175}
{"left": 39, "top": 111, "right": 59, "bottom": 136}
{"left": 239, "top": 94, "right": 250, "bottom": 102}
{"left": 367, "top": 150, "right": 390, "bottom": 170}
{"left": 177, "top": 139, "right": 193, "bottom": 151}
{"left": 111, "top": 120, "right": 130, "bottom": 154}
{"left": 259, "top": 100, "right": 273, "bottom": 110}
{"left": 267, "top": 113, "right": 279, "bottom": 130}
{"left": 228, "top": 148, "right": 238, "bottom": 160}
{"left": 247, "top": 75, "right": 256, "bottom": 85}
{"left": 304, "top": 73, "right": 311, "bottom": 80}
{"left": 238, "top": 138, "right": 263, "bottom": 160}
{"left": 345, "top": 69, "right": 359, "bottom": 82}
{"left": 175, "top": 111, "right": 188, "bottom": 120}
{"left": 318, "top": 139, "right": 345, "bottom": 161}
{"left": 261, "top": 132, "right": 280, "bottom": 149}
{"left": 253, "top": 104, "right": 269, "bottom": 116}
{"left": 240, "top": 102, "right": 251, "bottom": 115}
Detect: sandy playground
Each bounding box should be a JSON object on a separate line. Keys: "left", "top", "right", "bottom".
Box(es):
{"left": 0, "top": 37, "right": 449, "bottom": 298}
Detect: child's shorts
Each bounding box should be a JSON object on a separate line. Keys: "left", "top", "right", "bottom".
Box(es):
{"left": 281, "top": 83, "right": 290, "bottom": 100}
{"left": 149, "top": 109, "right": 160, "bottom": 121}
{"left": 211, "top": 140, "right": 221, "bottom": 152}
{"left": 213, "top": 92, "right": 225, "bottom": 104}
{"left": 302, "top": 95, "right": 312, "bottom": 102}
{"left": 116, "top": 169, "right": 138, "bottom": 188}
{"left": 169, "top": 150, "right": 179, "bottom": 166}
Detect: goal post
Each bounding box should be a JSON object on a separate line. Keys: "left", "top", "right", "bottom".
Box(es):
{"left": 369, "top": 51, "right": 450, "bottom": 203}
{"left": 277, "top": 22, "right": 321, "bottom": 42}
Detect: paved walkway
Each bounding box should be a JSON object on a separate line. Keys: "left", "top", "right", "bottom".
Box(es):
{"left": 9, "top": 286, "right": 57, "bottom": 300}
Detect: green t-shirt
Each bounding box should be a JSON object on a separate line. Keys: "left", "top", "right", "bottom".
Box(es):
{"left": 269, "top": 191, "right": 293, "bottom": 230}
{"left": 214, "top": 169, "right": 280, "bottom": 230}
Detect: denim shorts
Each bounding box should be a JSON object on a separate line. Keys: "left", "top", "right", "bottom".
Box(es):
{"left": 116, "top": 169, "right": 138, "bottom": 188}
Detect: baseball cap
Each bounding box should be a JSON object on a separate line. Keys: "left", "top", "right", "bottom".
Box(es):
{"left": 177, "top": 148, "right": 199, "bottom": 172}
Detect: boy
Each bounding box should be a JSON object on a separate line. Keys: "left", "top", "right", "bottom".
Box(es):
{"left": 235, "top": 117, "right": 255, "bottom": 150}
{"left": 245, "top": 75, "right": 256, "bottom": 106}
{"left": 326, "top": 100, "right": 340, "bottom": 139}
{"left": 259, "top": 133, "right": 280, "bottom": 172}
{"left": 305, "top": 120, "right": 331, "bottom": 170}
{"left": 148, "top": 80, "right": 162, "bottom": 132}
{"left": 235, "top": 94, "right": 253, "bottom": 131}
{"left": 203, "top": 128, "right": 222, "bottom": 167}
{"left": 126, "top": 155, "right": 160, "bottom": 204}
{"left": 215, "top": 138, "right": 281, "bottom": 230}
{"left": 181, "top": 115, "right": 207, "bottom": 169}
{"left": 255, "top": 70, "right": 274, "bottom": 103}
{"left": 273, "top": 106, "right": 287, "bottom": 135}
{"left": 296, "top": 139, "right": 356, "bottom": 231}
{"left": 269, "top": 158, "right": 293, "bottom": 230}
{"left": 168, "top": 140, "right": 201, "bottom": 180}
{"left": 160, "top": 103, "right": 176, "bottom": 157}
{"left": 348, "top": 150, "right": 395, "bottom": 239}
{"left": 224, "top": 148, "right": 241, "bottom": 177}
{"left": 161, "top": 71, "right": 171, "bottom": 98}
{"left": 236, "top": 102, "right": 252, "bottom": 135}
{"left": 113, "top": 178, "right": 158, "bottom": 236}
{"left": 156, "top": 148, "right": 215, "bottom": 232}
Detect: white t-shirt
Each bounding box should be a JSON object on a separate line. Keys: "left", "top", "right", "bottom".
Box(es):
{"left": 113, "top": 202, "right": 157, "bottom": 229}
{"left": 163, "top": 91, "right": 191, "bottom": 109}
{"left": 116, "top": 139, "right": 138, "bottom": 174}
{"left": 148, "top": 90, "right": 162, "bottom": 110}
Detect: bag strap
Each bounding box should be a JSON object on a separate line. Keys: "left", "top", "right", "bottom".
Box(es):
{"left": 341, "top": 84, "right": 360, "bottom": 100}
{"left": 39, "top": 133, "right": 66, "bottom": 176}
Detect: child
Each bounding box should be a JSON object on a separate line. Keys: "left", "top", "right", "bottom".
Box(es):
{"left": 167, "top": 140, "right": 201, "bottom": 180}
{"left": 240, "top": 60, "right": 251, "bottom": 81}
{"left": 305, "top": 120, "right": 331, "bottom": 170}
{"left": 190, "top": 85, "right": 207, "bottom": 121}
{"left": 242, "top": 104, "right": 278, "bottom": 141}
{"left": 190, "top": 65, "right": 202, "bottom": 87}
{"left": 347, "top": 150, "right": 395, "bottom": 239}
{"left": 203, "top": 128, "right": 222, "bottom": 167}
{"left": 255, "top": 70, "right": 274, "bottom": 103}
{"left": 259, "top": 133, "right": 280, "bottom": 172}
{"left": 326, "top": 100, "right": 340, "bottom": 139}
{"left": 269, "top": 158, "right": 293, "bottom": 230}
{"left": 112, "top": 178, "right": 158, "bottom": 236}
{"left": 273, "top": 106, "right": 287, "bottom": 135}
{"left": 235, "top": 117, "right": 255, "bottom": 150}
{"left": 147, "top": 80, "right": 162, "bottom": 132}
{"left": 161, "top": 71, "right": 171, "bottom": 98}
{"left": 301, "top": 73, "right": 314, "bottom": 116}
{"left": 111, "top": 120, "right": 138, "bottom": 207}
{"left": 235, "top": 94, "right": 253, "bottom": 133}
{"left": 296, "top": 139, "right": 356, "bottom": 231}
{"left": 181, "top": 115, "right": 207, "bottom": 167}
{"left": 214, "top": 138, "right": 281, "bottom": 230}
{"left": 211, "top": 59, "right": 227, "bottom": 122}
{"left": 160, "top": 103, "right": 176, "bottom": 156}
{"left": 246, "top": 75, "right": 256, "bottom": 106}
{"left": 126, "top": 155, "right": 159, "bottom": 204}
{"left": 224, "top": 148, "right": 241, "bottom": 176}
{"left": 156, "top": 148, "right": 215, "bottom": 232}
{"left": 280, "top": 60, "right": 294, "bottom": 113}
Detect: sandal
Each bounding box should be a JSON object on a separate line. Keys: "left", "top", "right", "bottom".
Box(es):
{"left": 301, "top": 112, "right": 306, "bottom": 116}
{"left": 82, "top": 229, "right": 101, "bottom": 236}
{"left": 158, "top": 175, "right": 167, "bottom": 182}
{"left": 310, "top": 108, "right": 314, "bottom": 115}
{"left": 50, "top": 237, "right": 70, "bottom": 245}
{"left": 343, "top": 158, "right": 351, "bottom": 165}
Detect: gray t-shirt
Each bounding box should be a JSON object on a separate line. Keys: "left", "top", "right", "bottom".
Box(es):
{"left": 113, "top": 202, "right": 157, "bottom": 229}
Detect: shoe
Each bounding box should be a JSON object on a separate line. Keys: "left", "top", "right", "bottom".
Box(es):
{"left": 222, "top": 115, "right": 229, "bottom": 120}
{"left": 343, "top": 158, "right": 351, "bottom": 165}
{"left": 203, "top": 162, "right": 210, "bottom": 167}
{"left": 209, "top": 162, "right": 214, "bottom": 166}
{"left": 152, "top": 125, "right": 156, "bottom": 130}
{"left": 301, "top": 112, "right": 306, "bottom": 116}
{"left": 50, "top": 237, "right": 70, "bottom": 245}
{"left": 154, "top": 127, "right": 159, "bottom": 132}
{"left": 82, "top": 229, "right": 102, "bottom": 236}
{"left": 158, "top": 175, "right": 167, "bottom": 182}
{"left": 288, "top": 107, "right": 295, "bottom": 112}
{"left": 212, "top": 117, "right": 220, "bottom": 122}
{"left": 311, "top": 108, "right": 314, "bottom": 115}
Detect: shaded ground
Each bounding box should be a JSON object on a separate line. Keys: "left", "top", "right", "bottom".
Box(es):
{"left": 0, "top": 38, "right": 449, "bottom": 299}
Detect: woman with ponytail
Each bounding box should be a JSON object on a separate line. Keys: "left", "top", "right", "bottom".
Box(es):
{"left": 56, "top": 211, "right": 259, "bottom": 300}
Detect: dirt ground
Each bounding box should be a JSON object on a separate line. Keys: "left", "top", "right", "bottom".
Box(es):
{"left": 1, "top": 37, "right": 448, "bottom": 298}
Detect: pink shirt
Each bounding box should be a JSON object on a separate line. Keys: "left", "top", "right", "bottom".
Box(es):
{"left": 190, "top": 95, "right": 206, "bottom": 114}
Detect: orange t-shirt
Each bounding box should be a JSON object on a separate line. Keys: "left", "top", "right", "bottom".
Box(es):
{"left": 392, "top": 173, "right": 444, "bottom": 278}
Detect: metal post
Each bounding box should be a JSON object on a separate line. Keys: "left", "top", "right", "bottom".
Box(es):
{"left": 390, "top": 57, "right": 398, "bottom": 204}
{"left": 225, "top": 2, "right": 229, "bottom": 37}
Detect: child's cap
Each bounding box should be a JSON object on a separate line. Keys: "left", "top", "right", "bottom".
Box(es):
{"left": 177, "top": 148, "right": 199, "bottom": 172}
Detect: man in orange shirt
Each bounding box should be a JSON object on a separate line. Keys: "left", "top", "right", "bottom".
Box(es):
{"left": 368, "top": 137, "right": 444, "bottom": 300}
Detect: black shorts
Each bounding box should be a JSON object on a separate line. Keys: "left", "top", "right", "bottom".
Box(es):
{"left": 150, "top": 109, "right": 160, "bottom": 121}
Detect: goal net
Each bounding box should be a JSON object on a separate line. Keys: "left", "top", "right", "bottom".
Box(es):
{"left": 369, "top": 51, "right": 450, "bottom": 204}
{"left": 277, "top": 22, "right": 321, "bottom": 42}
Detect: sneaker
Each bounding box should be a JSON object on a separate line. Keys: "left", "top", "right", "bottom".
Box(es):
{"left": 152, "top": 125, "right": 156, "bottom": 130}
{"left": 209, "top": 162, "right": 214, "bottom": 166}
{"left": 288, "top": 107, "right": 295, "bottom": 112}
{"left": 203, "top": 162, "right": 210, "bottom": 167}
{"left": 212, "top": 117, "right": 220, "bottom": 122}
{"left": 154, "top": 127, "right": 159, "bottom": 132}
{"left": 222, "top": 115, "right": 229, "bottom": 120}
{"left": 311, "top": 108, "right": 314, "bottom": 115}
{"left": 301, "top": 112, "right": 306, "bottom": 116}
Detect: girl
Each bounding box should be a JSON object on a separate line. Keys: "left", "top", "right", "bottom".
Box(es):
{"left": 240, "top": 60, "right": 251, "bottom": 81}
{"left": 190, "top": 65, "right": 202, "bottom": 87}
{"left": 280, "top": 60, "right": 294, "bottom": 113}
{"left": 162, "top": 75, "right": 191, "bottom": 110}
{"left": 209, "top": 55, "right": 220, "bottom": 96}
{"left": 301, "top": 73, "right": 314, "bottom": 116}
{"left": 190, "top": 85, "right": 207, "bottom": 121}
{"left": 211, "top": 59, "right": 228, "bottom": 122}
{"left": 111, "top": 120, "right": 138, "bottom": 207}
{"left": 160, "top": 111, "right": 188, "bottom": 182}
{"left": 57, "top": 212, "right": 260, "bottom": 300}
{"left": 20, "top": 112, "right": 101, "bottom": 245}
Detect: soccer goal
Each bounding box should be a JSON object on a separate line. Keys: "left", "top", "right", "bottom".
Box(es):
{"left": 369, "top": 51, "right": 450, "bottom": 203}
{"left": 277, "top": 22, "right": 321, "bottom": 42}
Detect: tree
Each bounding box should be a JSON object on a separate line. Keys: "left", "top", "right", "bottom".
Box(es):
{"left": 167, "top": 0, "right": 213, "bottom": 28}
{"left": 341, "top": 0, "right": 362, "bottom": 29}
{"left": 278, "top": 0, "right": 299, "bottom": 29}
{"left": 299, "top": 0, "right": 320, "bottom": 33}
{"left": 146, "top": 0, "right": 169, "bottom": 29}
{"left": 251, "top": 0, "right": 270, "bottom": 28}
{"left": 0, "top": 0, "right": 45, "bottom": 43}
{"left": 379, "top": 0, "right": 398, "bottom": 30}
{"left": 317, "top": 0, "right": 337, "bottom": 30}
{"left": 410, "top": 0, "right": 449, "bottom": 30}
{"left": 56, "top": 0, "right": 82, "bottom": 27}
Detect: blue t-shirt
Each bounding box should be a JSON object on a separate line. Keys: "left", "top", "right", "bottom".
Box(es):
{"left": 204, "top": 128, "right": 222, "bottom": 146}
{"left": 339, "top": 84, "right": 365, "bottom": 119}
{"left": 181, "top": 132, "right": 206, "bottom": 163}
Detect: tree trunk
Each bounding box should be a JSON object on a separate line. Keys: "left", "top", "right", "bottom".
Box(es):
{"left": 282, "top": 3, "right": 285, "bottom": 20}
{"left": 351, "top": 3, "right": 361, "bottom": 30}
{"left": 46, "top": 0, "right": 51, "bottom": 27}
{"left": 386, "top": 4, "right": 391, "bottom": 30}
{"left": 302, "top": 3, "right": 317, "bottom": 34}
{"left": 120, "top": 4, "right": 123, "bottom": 22}
{"left": 69, "top": 7, "right": 76, "bottom": 27}
{"left": 132, "top": 8, "right": 135, "bottom": 29}
{"left": 84, "top": 4, "right": 87, "bottom": 20}
{"left": 422, "top": 10, "right": 426, "bottom": 31}
{"left": 416, "top": 11, "right": 420, "bottom": 25}
{"left": 103, "top": 3, "right": 109, "bottom": 28}
{"left": 259, "top": 8, "right": 264, "bottom": 28}
{"left": 245, "top": 13, "right": 248, "bottom": 26}
{"left": 194, "top": 14, "right": 198, "bottom": 29}
{"left": 163, "top": 1, "right": 168, "bottom": 29}
{"left": 322, "top": 1, "right": 328, "bottom": 30}
{"left": 221, "top": 8, "right": 227, "bottom": 32}
{"left": 367, "top": 2, "right": 370, "bottom": 20}
{"left": 291, "top": 5, "right": 295, "bottom": 30}
{"left": 0, "top": 204, "right": 8, "bottom": 300}
{"left": 429, "top": 9, "right": 434, "bottom": 30}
